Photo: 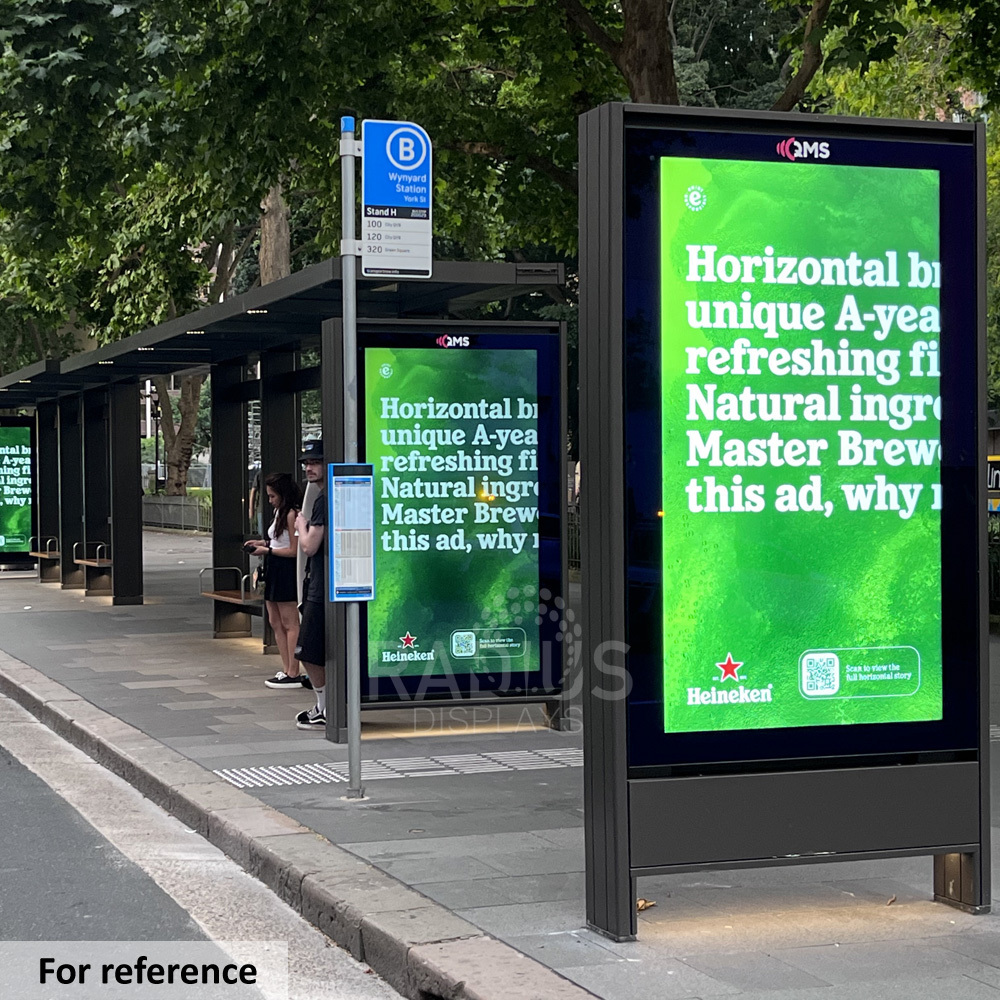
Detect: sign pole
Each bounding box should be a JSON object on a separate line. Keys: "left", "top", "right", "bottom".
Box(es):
{"left": 340, "top": 116, "right": 364, "bottom": 799}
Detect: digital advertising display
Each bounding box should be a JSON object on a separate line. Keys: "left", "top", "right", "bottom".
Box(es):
{"left": 359, "top": 328, "right": 562, "bottom": 700}
{"left": 0, "top": 417, "right": 34, "bottom": 555}
{"left": 621, "top": 123, "right": 979, "bottom": 770}
{"left": 660, "top": 157, "right": 942, "bottom": 734}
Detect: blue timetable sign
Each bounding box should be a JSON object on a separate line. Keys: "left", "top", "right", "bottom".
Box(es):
{"left": 328, "top": 464, "right": 376, "bottom": 602}
{"left": 361, "top": 119, "right": 432, "bottom": 279}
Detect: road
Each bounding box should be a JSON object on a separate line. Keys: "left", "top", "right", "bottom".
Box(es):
{"left": 0, "top": 692, "right": 402, "bottom": 1000}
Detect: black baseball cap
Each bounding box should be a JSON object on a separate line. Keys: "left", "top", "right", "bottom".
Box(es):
{"left": 300, "top": 440, "right": 324, "bottom": 463}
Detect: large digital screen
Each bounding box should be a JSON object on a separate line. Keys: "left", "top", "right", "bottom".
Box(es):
{"left": 0, "top": 418, "right": 33, "bottom": 554}
{"left": 660, "top": 157, "right": 942, "bottom": 733}
{"left": 359, "top": 329, "right": 562, "bottom": 700}
{"left": 622, "top": 124, "right": 979, "bottom": 771}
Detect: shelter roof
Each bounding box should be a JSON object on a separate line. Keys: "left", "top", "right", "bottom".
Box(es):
{"left": 0, "top": 258, "right": 563, "bottom": 408}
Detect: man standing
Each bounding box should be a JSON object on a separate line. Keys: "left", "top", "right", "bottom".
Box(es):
{"left": 293, "top": 440, "right": 327, "bottom": 730}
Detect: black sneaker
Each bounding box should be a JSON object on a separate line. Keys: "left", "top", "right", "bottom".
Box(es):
{"left": 265, "top": 671, "right": 307, "bottom": 689}
{"left": 296, "top": 707, "right": 326, "bottom": 730}
{"left": 300, "top": 674, "right": 313, "bottom": 690}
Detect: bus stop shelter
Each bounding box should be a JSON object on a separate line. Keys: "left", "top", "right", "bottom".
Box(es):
{"left": 0, "top": 257, "right": 568, "bottom": 740}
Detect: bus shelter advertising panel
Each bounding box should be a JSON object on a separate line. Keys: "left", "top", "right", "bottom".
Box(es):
{"left": 358, "top": 327, "right": 563, "bottom": 701}
{"left": 0, "top": 416, "right": 34, "bottom": 556}
{"left": 623, "top": 122, "right": 980, "bottom": 771}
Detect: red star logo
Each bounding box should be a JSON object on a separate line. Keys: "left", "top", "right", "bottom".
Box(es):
{"left": 400, "top": 632, "right": 417, "bottom": 648}
{"left": 716, "top": 653, "right": 742, "bottom": 682}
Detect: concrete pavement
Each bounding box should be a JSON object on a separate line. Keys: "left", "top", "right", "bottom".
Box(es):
{"left": 1, "top": 530, "right": 999, "bottom": 999}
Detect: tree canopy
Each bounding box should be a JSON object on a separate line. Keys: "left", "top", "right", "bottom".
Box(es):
{"left": 0, "top": 0, "right": 994, "bottom": 450}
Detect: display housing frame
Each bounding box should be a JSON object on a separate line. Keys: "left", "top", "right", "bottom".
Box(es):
{"left": 354, "top": 320, "right": 566, "bottom": 705}
{"left": 579, "top": 103, "right": 988, "bottom": 941}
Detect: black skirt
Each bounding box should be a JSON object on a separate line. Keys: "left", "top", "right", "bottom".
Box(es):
{"left": 264, "top": 552, "right": 299, "bottom": 603}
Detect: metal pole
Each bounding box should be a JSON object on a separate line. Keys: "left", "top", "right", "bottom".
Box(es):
{"left": 340, "top": 116, "right": 364, "bottom": 799}
{"left": 154, "top": 404, "right": 160, "bottom": 491}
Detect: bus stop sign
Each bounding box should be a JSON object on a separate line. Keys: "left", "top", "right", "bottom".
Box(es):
{"left": 361, "top": 120, "right": 433, "bottom": 279}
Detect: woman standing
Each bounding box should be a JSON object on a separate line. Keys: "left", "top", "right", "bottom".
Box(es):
{"left": 249, "top": 473, "right": 311, "bottom": 690}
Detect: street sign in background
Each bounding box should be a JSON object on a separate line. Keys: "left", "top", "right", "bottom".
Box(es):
{"left": 361, "top": 120, "right": 432, "bottom": 279}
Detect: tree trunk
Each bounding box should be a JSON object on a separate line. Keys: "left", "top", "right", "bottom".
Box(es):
{"left": 620, "top": 0, "right": 678, "bottom": 104}
{"left": 560, "top": 0, "right": 679, "bottom": 105}
{"left": 259, "top": 182, "right": 291, "bottom": 284}
{"left": 155, "top": 374, "right": 204, "bottom": 496}
{"left": 770, "top": 0, "right": 834, "bottom": 112}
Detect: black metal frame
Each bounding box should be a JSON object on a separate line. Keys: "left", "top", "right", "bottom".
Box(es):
{"left": 320, "top": 317, "right": 569, "bottom": 742}
{"left": 579, "top": 103, "right": 989, "bottom": 940}
{"left": 34, "top": 402, "right": 60, "bottom": 583}
{"left": 211, "top": 360, "right": 253, "bottom": 637}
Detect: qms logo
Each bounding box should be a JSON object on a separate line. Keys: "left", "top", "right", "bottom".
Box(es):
{"left": 776, "top": 137, "right": 830, "bottom": 162}
{"left": 436, "top": 335, "right": 470, "bottom": 348}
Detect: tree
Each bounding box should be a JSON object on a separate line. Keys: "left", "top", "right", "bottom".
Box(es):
{"left": 154, "top": 374, "right": 203, "bottom": 495}
{"left": 812, "top": 2, "right": 1000, "bottom": 409}
{"left": 0, "top": 0, "right": 924, "bottom": 433}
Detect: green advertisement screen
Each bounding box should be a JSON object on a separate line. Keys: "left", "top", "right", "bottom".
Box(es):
{"left": 0, "top": 421, "right": 32, "bottom": 554}
{"left": 362, "top": 338, "right": 560, "bottom": 698}
{"left": 659, "top": 156, "right": 942, "bottom": 734}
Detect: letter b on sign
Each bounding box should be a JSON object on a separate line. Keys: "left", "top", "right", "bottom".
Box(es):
{"left": 387, "top": 126, "right": 428, "bottom": 171}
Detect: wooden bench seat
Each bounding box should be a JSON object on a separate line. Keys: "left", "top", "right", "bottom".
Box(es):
{"left": 30, "top": 550, "right": 61, "bottom": 560}
{"left": 74, "top": 557, "right": 113, "bottom": 568}
{"left": 201, "top": 589, "right": 263, "bottom": 611}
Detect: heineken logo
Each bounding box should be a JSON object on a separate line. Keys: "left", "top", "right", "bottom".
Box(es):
{"left": 381, "top": 629, "right": 435, "bottom": 663}
{"left": 686, "top": 652, "right": 773, "bottom": 706}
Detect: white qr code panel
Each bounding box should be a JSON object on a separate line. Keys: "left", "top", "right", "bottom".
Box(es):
{"left": 802, "top": 653, "right": 840, "bottom": 696}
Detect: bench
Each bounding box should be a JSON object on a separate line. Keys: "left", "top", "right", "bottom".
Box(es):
{"left": 28, "top": 535, "right": 61, "bottom": 583}
{"left": 200, "top": 566, "right": 263, "bottom": 638}
{"left": 73, "top": 541, "right": 112, "bottom": 568}
{"left": 72, "top": 541, "right": 112, "bottom": 595}
{"left": 28, "top": 535, "right": 60, "bottom": 560}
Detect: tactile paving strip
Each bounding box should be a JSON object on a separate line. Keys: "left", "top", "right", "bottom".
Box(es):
{"left": 215, "top": 747, "right": 584, "bottom": 788}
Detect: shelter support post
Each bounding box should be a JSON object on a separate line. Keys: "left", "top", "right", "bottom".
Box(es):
{"left": 35, "top": 401, "right": 60, "bottom": 583}
{"left": 58, "top": 397, "right": 85, "bottom": 591}
{"left": 260, "top": 346, "right": 300, "bottom": 654}
{"left": 322, "top": 317, "right": 348, "bottom": 743}
{"left": 82, "top": 390, "right": 112, "bottom": 596}
{"left": 109, "top": 382, "right": 143, "bottom": 605}
{"left": 211, "top": 360, "right": 252, "bottom": 638}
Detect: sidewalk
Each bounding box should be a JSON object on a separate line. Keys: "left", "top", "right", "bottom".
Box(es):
{"left": 1, "top": 531, "right": 999, "bottom": 999}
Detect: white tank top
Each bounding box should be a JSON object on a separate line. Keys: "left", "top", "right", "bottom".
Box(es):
{"left": 268, "top": 512, "right": 291, "bottom": 550}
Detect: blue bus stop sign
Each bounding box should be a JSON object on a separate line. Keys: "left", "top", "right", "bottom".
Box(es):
{"left": 361, "top": 120, "right": 433, "bottom": 279}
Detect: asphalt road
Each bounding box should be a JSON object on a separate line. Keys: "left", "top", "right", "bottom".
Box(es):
{"left": 0, "top": 745, "right": 205, "bottom": 942}
{"left": 0, "top": 695, "right": 403, "bottom": 1000}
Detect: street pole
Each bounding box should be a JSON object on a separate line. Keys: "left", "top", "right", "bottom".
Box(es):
{"left": 340, "top": 116, "right": 365, "bottom": 800}
{"left": 153, "top": 401, "right": 160, "bottom": 492}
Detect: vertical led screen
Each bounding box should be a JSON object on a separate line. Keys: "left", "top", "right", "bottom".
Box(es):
{"left": 0, "top": 418, "right": 33, "bottom": 554}
{"left": 660, "top": 158, "right": 942, "bottom": 734}
{"left": 360, "top": 331, "right": 562, "bottom": 699}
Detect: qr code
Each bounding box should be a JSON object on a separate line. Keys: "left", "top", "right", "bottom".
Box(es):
{"left": 451, "top": 631, "right": 476, "bottom": 658}
{"left": 802, "top": 653, "right": 840, "bottom": 696}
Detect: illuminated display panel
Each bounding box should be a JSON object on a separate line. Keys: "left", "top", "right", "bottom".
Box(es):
{"left": 0, "top": 418, "right": 33, "bottom": 555}
{"left": 359, "top": 328, "right": 562, "bottom": 701}
{"left": 623, "top": 126, "right": 978, "bottom": 771}
{"left": 660, "top": 157, "right": 941, "bottom": 734}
